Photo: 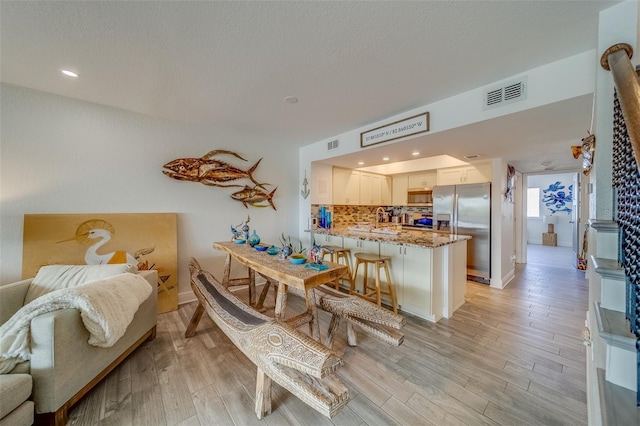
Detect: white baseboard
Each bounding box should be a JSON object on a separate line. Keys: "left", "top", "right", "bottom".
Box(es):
{"left": 178, "top": 289, "right": 196, "bottom": 305}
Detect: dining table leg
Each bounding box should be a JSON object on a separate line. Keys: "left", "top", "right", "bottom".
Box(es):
{"left": 274, "top": 283, "right": 288, "bottom": 321}
{"left": 222, "top": 253, "right": 232, "bottom": 287}
{"left": 307, "top": 288, "right": 321, "bottom": 341}
{"left": 248, "top": 268, "right": 256, "bottom": 307}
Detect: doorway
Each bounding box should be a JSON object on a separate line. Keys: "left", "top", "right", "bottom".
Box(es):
{"left": 516, "top": 171, "right": 584, "bottom": 269}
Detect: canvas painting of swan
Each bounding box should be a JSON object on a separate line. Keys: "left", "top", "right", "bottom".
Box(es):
{"left": 22, "top": 213, "right": 178, "bottom": 313}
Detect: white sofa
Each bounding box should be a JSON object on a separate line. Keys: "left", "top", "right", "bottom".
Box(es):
{"left": 0, "top": 270, "right": 157, "bottom": 425}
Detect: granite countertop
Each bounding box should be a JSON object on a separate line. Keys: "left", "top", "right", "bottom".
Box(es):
{"left": 310, "top": 227, "right": 471, "bottom": 249}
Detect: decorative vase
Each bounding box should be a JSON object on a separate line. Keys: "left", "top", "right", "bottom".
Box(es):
{"left": 248, "top": 230, "right": 261, "bottom": 247}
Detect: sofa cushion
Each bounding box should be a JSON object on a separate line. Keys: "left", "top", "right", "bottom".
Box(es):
{"left": 0, "top": 373, "right": 32, "bottom": 418}
{"left": 0, "top": 399, "right": 33, "bottom": 426}
{"left": 25, "top": 264, "right": 135, "bottom": 304}
{"left": 8, "top": 361, "right": 29, "bottom": 374}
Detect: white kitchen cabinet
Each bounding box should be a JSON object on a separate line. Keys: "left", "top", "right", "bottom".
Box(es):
{"left": 343, "top": 237, "right": 380, "bottom": 295}
{"left": 381, "top": 176, "right": 392, "bottom": 205}
{"left": 360, "top": 172, "right": 382, "bottom": 205}
{"left": 315, "top": 233, "right": 343, "bottom": 249}
{"left": 401, "top": 245, "right": 434, "bottom": 318}
{"left": 378, "top": 243, "right": 405, "bottom": 308}
{"left": 333, "top": 168, "right": 360, "bottom": 205}
{"left": 392, "top": 174, "right": 409, "bottom": 205}
{"left": 333, "top": 168, "right": 390, "bottom": 206}
{"left": 380, "top": 243, "right": 434, "bottom": 319}
{"left": 408, "top": 171, "right": 437, "bottom": 190}
{"left": 437, "top": 163, "right": 491, "bottom": 185}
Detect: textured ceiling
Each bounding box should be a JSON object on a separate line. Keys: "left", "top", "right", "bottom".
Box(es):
{"left": 0, "top": 1, "right": 619, "bottom": 173}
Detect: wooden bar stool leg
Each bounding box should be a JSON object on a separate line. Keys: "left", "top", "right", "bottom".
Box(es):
{"left": 334, "top": 252, "right": 342, "bottom": 290}
{"left": 351, "top": 259, "right": 360, "bottom": 295}
{"left": 375, "top": 261, "right": 382, "bottom": 307}
{"left": 333, "top": 252, "right": 341, "bottom": 290}
{"left": 363, "top": 260, "right": 369, "bottom": 297}
{"left": 343, "top": 252, "right": 354, "bottom": 292}
{"left": 383, "top": 261, "right": 398, "bottom": 314}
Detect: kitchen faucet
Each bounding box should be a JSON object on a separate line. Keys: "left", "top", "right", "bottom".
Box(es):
{"left": 375, "top": 206, "right": 385, "bottom": 227}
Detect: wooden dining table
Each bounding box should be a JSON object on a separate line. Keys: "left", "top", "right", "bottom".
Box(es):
{"left": 208, "top": 241, "right": 348, "bottom": 340}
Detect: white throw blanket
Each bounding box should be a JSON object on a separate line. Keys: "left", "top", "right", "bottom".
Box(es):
{"left": 0, "top": 273, "right": 152, "bottom": 374}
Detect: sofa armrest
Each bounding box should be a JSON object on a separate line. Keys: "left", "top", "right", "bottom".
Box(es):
{"left": 29, "top": 271, "right": 158, "bottom": 414}
{"left": 0, "top": 279, "right": 32, "bottom": 325}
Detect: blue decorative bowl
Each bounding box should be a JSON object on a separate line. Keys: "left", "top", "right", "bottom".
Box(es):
{"left": 255, "top": 244, "right": 268, "bottom": 251}
{"left": 290, "top": 255, "right": 307, "bottom": 265}
{"left": 266, "top": 245, "right": 279, "bottom": 255}
{"left": 234, "top": 239, "right": 246, "bottom": 244}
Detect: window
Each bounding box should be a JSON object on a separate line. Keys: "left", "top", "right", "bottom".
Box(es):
{"left": 527, "top": 188, "right": 540, "bottom": 217}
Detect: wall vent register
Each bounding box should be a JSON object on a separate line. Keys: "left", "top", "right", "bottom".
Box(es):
{"left": 327, "top": 139, "right": 340, "bottom": 151}
{"left": 483, "top": 76, "right": 527, "bottom": 110}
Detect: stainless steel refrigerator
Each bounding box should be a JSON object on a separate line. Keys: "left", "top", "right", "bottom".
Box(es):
{"left": 433, "top": 183, "right": 491, "bottom": 284}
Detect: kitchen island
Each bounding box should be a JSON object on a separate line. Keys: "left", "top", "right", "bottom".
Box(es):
{"left": 310, "top": 227, "right": 470, "bottom": 322}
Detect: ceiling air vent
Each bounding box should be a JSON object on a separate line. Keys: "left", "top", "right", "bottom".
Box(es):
{"left": 483, "top": 76, "right": 527, "bottom": 110}
{"left": 327, "top": 139, "right": 339, "bottom": 151}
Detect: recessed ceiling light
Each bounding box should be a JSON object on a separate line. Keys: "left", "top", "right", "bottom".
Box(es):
{"left": 383, "top": 157, "right": 390, "bottom": 161}
{"left": 357, "top": 161, "right": 364, "bottom": 165}
{"left": 284, "top": 96, "right": 298, "bottom": 104}
{"left": 61, "top": 69, "right": 79, "bottom": 78}
{"left": 412, "top": 151, "right": 420, "bottom": 156}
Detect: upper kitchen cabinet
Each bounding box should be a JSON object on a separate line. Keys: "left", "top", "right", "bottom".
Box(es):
{"left": 360, "top": 172, "right": 392, "bottom": 205}
{"left": 333, "top": 167, "right": 360, "bottom": 205}
{"left": 381, "top": 176, "right": 392, "bottom": 205}
{"left": 408, "top": 171, "right": 437, "bottom": 190}
{"left": 437, "top": 162, "right": 491, "bottom": 186}
{"left": 392, "top": 174, "right": 409, "bottom": 205}
{"left": 360, "top": 172, "right": 382, "bottom": 205}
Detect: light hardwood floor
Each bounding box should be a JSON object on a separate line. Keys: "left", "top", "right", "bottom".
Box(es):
{"left": 68, "top": 244, "right": 588, "bottom": 425}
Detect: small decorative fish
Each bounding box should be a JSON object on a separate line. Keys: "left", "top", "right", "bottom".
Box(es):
{"left": 571, "top": 132, "right": 596, "bottom": 176}
{"left": 231, "top": 185, "right": 277, "bottom": 210}
{"left": 163, "top": 150, "right": 264, "bottom": 187}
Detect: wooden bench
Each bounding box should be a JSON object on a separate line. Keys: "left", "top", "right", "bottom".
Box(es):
{"left": 185, "top": 258, "right": 349, "bottom": 419}
{"left": 254, "top": 276, "right": 405, "bottom": 348}
{"left": 312, "top": 285, "right": 405, "bottom": 348}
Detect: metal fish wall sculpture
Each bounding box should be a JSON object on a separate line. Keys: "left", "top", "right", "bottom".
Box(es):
{"left": 231, "top": 185, "right": 277, "bottom": 210}
{"left": 163, "top": 149, "right": 277, "bottom": 209}
{"left": 163, "top": 150, "right": 264, "bottom": 187}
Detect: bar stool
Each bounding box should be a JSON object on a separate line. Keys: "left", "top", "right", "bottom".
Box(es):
{"left": 322, "top": 246, "right": 354, "bottom": 291}
{"left": 352, "top": 253, "right": 398, "bottom": 314}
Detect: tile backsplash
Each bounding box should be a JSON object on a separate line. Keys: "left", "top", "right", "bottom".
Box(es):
{"left": 311, "top": 204, "right": 433, "bottom": 228}
{"left": 311, "top": 204, "right": 389, "bottom": 227}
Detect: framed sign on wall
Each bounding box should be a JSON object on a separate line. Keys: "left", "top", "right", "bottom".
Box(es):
{"left": 360, "top": 112, "right": 429, "bottom": 148}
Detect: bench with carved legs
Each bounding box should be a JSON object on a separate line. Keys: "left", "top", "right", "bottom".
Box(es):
{"left": 185, "top": 258, "right": 349, "bottom": 419}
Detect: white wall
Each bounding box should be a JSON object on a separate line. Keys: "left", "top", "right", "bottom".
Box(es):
{"left": 0, "top": 84, "right": 299, "bottom": 303}
{"left": 526, "top": 172, "right": 576, "bottom": 247}
{"left": 495, "top": 158, "right": 516, "bottom": 288}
